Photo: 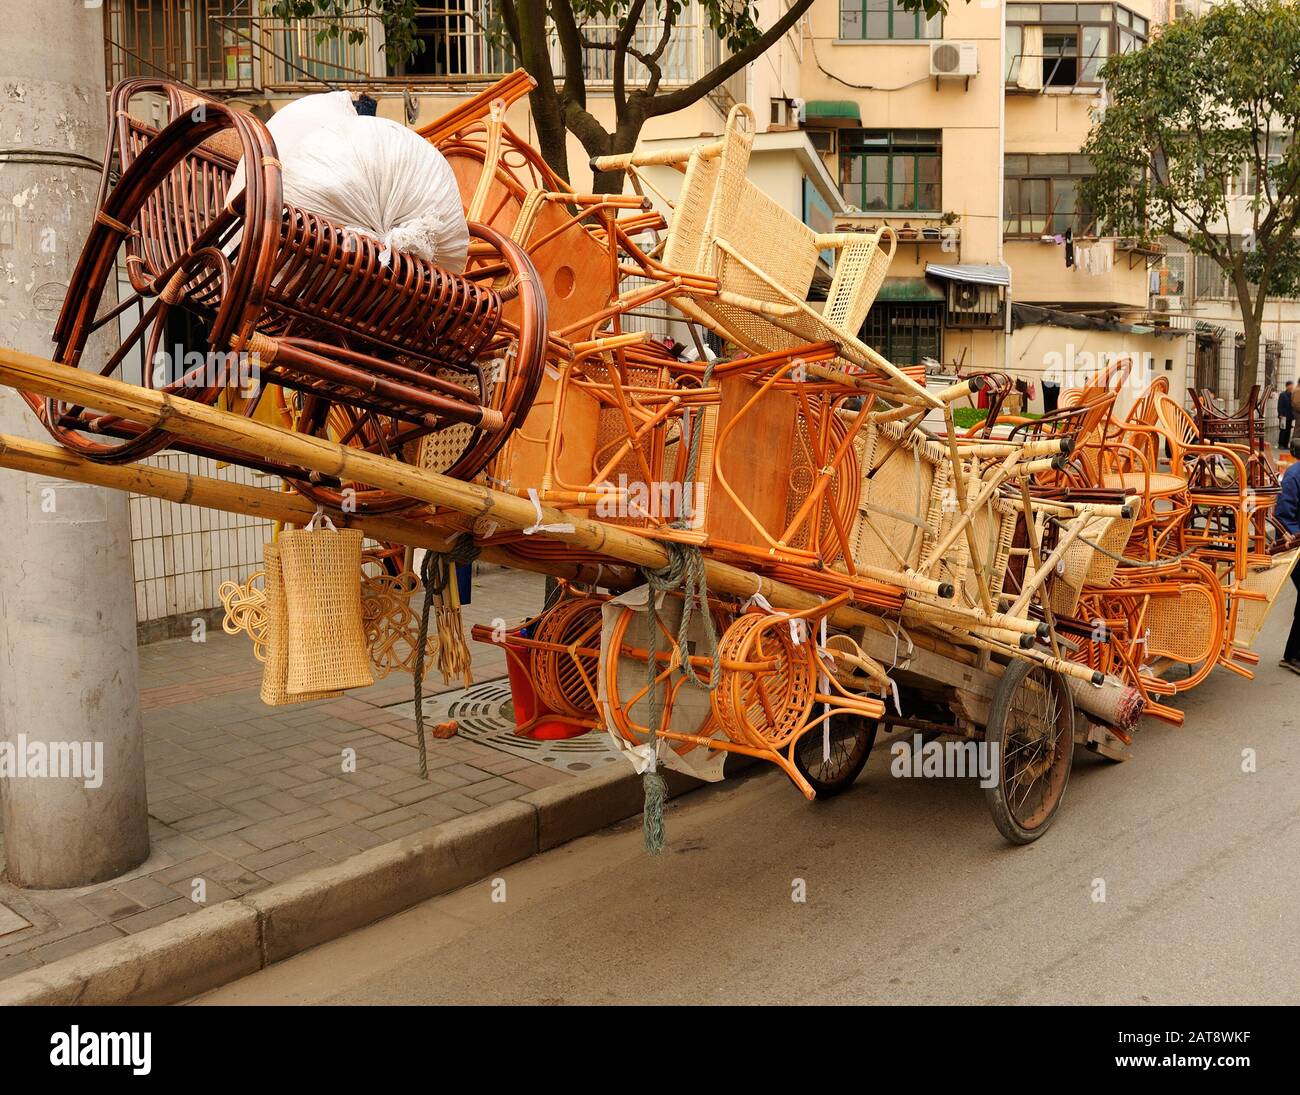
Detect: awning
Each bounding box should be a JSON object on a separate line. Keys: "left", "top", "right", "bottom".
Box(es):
{"left": 875, "top": 277, "right": 945, "bottom": 303}
{"left": 804, "top": 99, "right": 861, "bottom": 124}
{"left": 925, "top": 263, "right": 1012, "bottom": 287}
{"left": 1011, "top": 303, "right": 1184, "bottom": 338}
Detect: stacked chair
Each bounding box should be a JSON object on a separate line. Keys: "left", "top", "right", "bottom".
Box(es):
{"left": 31, "top": 69, "right": 1300, "bottom": 845}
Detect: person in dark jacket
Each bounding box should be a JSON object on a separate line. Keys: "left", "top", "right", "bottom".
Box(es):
{"left": 1274, "top": 459, "right": 1300, "bottom": 672}
{"left": 1279, "top": 382, "right": 1295, "bottom": 449}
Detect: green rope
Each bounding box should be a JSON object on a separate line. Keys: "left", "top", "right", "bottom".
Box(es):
{"left": 636, "top": 360, "right": 721, "bottom": 853}
{"left": 413, "top": 535, "right": 480, "bottom": 780}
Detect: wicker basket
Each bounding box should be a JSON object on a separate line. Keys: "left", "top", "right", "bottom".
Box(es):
{"left": 259, "top": 542, "right": 344, "bottom": 706}
{"left": 277, "top": 518, "right": 375, "bottom": 695}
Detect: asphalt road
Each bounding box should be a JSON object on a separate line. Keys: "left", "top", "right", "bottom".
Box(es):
{"left": 198, "top": 591, "right": 1300, "bottom": 1005}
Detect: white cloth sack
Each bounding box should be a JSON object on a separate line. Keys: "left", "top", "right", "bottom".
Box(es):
{"left": 596, "top": 584, "right": 729, "bottom": 783}
{"left": 229, "top": 92, "right": 468, "bottom": 272}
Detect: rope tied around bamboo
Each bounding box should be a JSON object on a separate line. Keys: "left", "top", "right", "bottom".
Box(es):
{"left": 636, "top": 358, "right": 722, "bottom": 853}
{"left": 413, "top": 534, "right": 481, "bottom": 780}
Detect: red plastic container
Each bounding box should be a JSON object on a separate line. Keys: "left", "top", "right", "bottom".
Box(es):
{"left": 502, "top": 634, "right": 590, "bottom": 741}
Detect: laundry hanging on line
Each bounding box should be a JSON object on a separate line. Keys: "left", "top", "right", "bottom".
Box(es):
{"left": 1073, "top": 238, "right": 1115, "bottom": 276}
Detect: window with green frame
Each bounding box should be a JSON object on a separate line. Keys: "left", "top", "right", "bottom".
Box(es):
{"left": 841, "top": 0, "right": 942, "bottom": 40}
{"left": 840, "top": 130, "right": 942, "bottom": 213}
{"left": 862, "top": 303, "right": 943, "bottom": 366}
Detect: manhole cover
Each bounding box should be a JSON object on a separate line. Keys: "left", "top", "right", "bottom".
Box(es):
{"left": 388, "top": 678, "right": 623, "bottom": 775}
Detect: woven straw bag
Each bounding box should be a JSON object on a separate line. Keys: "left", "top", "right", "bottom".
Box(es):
{"left": 259, "top": 542, "right": 344, "bottom": 706}
{"left": 277, "top": 513, "right": 375, "bottom": 695}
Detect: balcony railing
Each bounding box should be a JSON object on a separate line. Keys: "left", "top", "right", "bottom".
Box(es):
{"left": 103, "top": 0, "right": 740, "bottom": 102}
{"left": 104, "top": 2, "right": 380, "bottom": 91}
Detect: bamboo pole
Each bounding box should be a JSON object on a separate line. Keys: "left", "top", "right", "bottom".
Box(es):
{"left": 0, "top": 431, "right": 611, "bottom": 586}
{"left": 0, "top": 347, "right": 904, "bottom": 634}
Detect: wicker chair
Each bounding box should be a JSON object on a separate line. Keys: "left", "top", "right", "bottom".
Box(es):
{"left": 1189, "top": 384, "right": 1279, "bottom": 490}
{"left": 1154, "top": 394, "right": 1274, "bottom": 575}
{"left": 428, "top": 73, "right": 655, "bottom": 343}
{"left": 600, "top": 106, "right": 935, "bottom": 409}
{"left": 42, "top": 79, "right": 548, "bottom": 514}
{"left": 848, "top": 418, "right": 1019, "bottom": 612}
{"left": 1073, "top": 558, "right": 1227, "bottom": 725}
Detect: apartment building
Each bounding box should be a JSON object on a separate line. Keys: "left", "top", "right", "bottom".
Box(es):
{"left": 795, "top": 0, "right": 1195, "bottom": 420}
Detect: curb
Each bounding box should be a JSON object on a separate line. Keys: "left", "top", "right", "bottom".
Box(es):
{"left": 0, "top": 762, "right": 708, "bottom": 1005}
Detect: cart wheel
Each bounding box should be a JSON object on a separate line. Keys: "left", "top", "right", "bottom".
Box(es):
{"left": 793, "top": 713, "right": 879, "bottom": 798}
{"left": 984, "top": 661, "right": 1074, "bottom": 844}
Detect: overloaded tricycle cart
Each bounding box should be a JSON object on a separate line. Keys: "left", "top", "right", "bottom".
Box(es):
{"left": 1, "top": 72, "right": 1295, "bottom": 848}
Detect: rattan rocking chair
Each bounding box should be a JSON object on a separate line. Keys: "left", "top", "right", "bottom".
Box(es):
{"left": 42, "top": 78, "right": 548, "bottom": 514}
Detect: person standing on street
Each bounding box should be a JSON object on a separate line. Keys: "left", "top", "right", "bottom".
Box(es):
{"left": 1280, "top": 382, "right": 1295, "bottom": 450}
{"left": 1274, "top": 458, "right": 1300, "bottom": 673}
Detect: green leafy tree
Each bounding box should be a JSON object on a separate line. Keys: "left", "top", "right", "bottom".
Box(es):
{"left": 268, "top": 1, "right": 948, "bottom": 190}
{"left": 1083, "top": 0, "right": 1300, "bottom": 390}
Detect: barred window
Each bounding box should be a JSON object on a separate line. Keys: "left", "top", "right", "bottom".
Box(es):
{"left": 862, "top": 303, "right": 943, "bottom": 366}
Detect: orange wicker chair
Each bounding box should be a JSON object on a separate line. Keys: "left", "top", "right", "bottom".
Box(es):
{"left": 1154, "top": 394, "right": 1274, "bottom": 576}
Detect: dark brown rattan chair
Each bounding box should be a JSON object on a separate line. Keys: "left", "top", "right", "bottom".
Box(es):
{"left": 1189, "top": 384, "right": 1279, "bottom": 490}
{"left": 39, "top": 79, "right": 548, "bottom": 513}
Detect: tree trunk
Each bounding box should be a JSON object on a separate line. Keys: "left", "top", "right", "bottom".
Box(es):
{"left": 1239, "top": 318, "right": 1261, "bottom": 395}
{"left": 529, "top": 88, "right": 571, "bottom": 184}
{"left": 1231, "top": 262, "right": 1260, "bottom": 394}
{"left": 575, "top": 112, "right": 646, "bottom": 195}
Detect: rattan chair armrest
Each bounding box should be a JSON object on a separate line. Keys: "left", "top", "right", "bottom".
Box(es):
{"left": 591, "top": 140, "right": 725, "bottom": 174}
{"left": 1180, "top": 440, "right": 1250, "bottom": 473}
{"left": 714, "top": 290, "right": 801, "bottom": 317}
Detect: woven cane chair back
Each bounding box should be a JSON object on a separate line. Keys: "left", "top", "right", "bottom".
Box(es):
{"left": 1232, "top": 548, "right": 1300, "bottom": 648}
{"left": 1145, "top": 579, "right": 1222, "bottom": 664}
{"left": 850, "top": 419, "right": 950, "bottom": 573}
{"left": 925, "top": 490, "right": 1020, "bottom": 609}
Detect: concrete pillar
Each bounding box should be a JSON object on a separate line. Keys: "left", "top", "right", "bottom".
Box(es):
{"left": 0, "top": 0, "right": 150, "bottom": 887}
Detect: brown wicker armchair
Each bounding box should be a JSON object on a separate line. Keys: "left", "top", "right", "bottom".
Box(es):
{"left": 39, "top": 79, "right": 548, "bottom": 514}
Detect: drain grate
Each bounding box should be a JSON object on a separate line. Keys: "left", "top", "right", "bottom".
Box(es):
{"left": 387, "top": 677, "right": 623, "bottom": 775}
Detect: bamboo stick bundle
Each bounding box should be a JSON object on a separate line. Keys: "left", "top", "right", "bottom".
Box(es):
{"left": 0, "top": 348, "right": 913, "bottom": 635}
{"left": 952, "top": 438, "right": 1072, "bottom": 460}
{"left": 0, "top": 431, "right": 609, "bottom": 586}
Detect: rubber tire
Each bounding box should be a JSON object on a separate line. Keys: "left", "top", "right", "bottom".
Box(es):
{"left": 794, "top": 713, "right": 879, "bottom": 798}
{"left": 983, "top": 660, "right": 1074, "bottom": 844}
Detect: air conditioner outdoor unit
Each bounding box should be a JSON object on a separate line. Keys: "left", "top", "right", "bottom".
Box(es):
{"left": 1152, "top": 296, "right": 1183, "bottom": 312}
{"left": 946, "top": 280, "right": 1003, "bottom": 327}
{"left": 807, "top": 128, "right": 837, "bottom": 156}
{"left": 930, "top": 41, "right": 979, "bottom": 79}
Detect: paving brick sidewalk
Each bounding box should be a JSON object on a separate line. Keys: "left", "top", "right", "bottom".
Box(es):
{"left": 0, "top": 566, "right": 567, "bottom": 980}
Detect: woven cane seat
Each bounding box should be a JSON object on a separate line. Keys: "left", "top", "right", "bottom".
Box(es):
{"left": 1100, "top": 470, "right": 1186, "bottom": 494}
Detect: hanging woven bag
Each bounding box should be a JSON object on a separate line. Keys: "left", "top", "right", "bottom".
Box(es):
{"left": 278, "top": 512, "right": 375, "bottom": 695}
{"left": 259, "top": 541, "right": 343, "bottom": 706}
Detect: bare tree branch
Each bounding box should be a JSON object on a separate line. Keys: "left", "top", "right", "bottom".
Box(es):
{"left": 612, "top": 0, "right": 647, "bottom": 116}
{"left": 647, "top": 0, "right": 813, "bottom": 118}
